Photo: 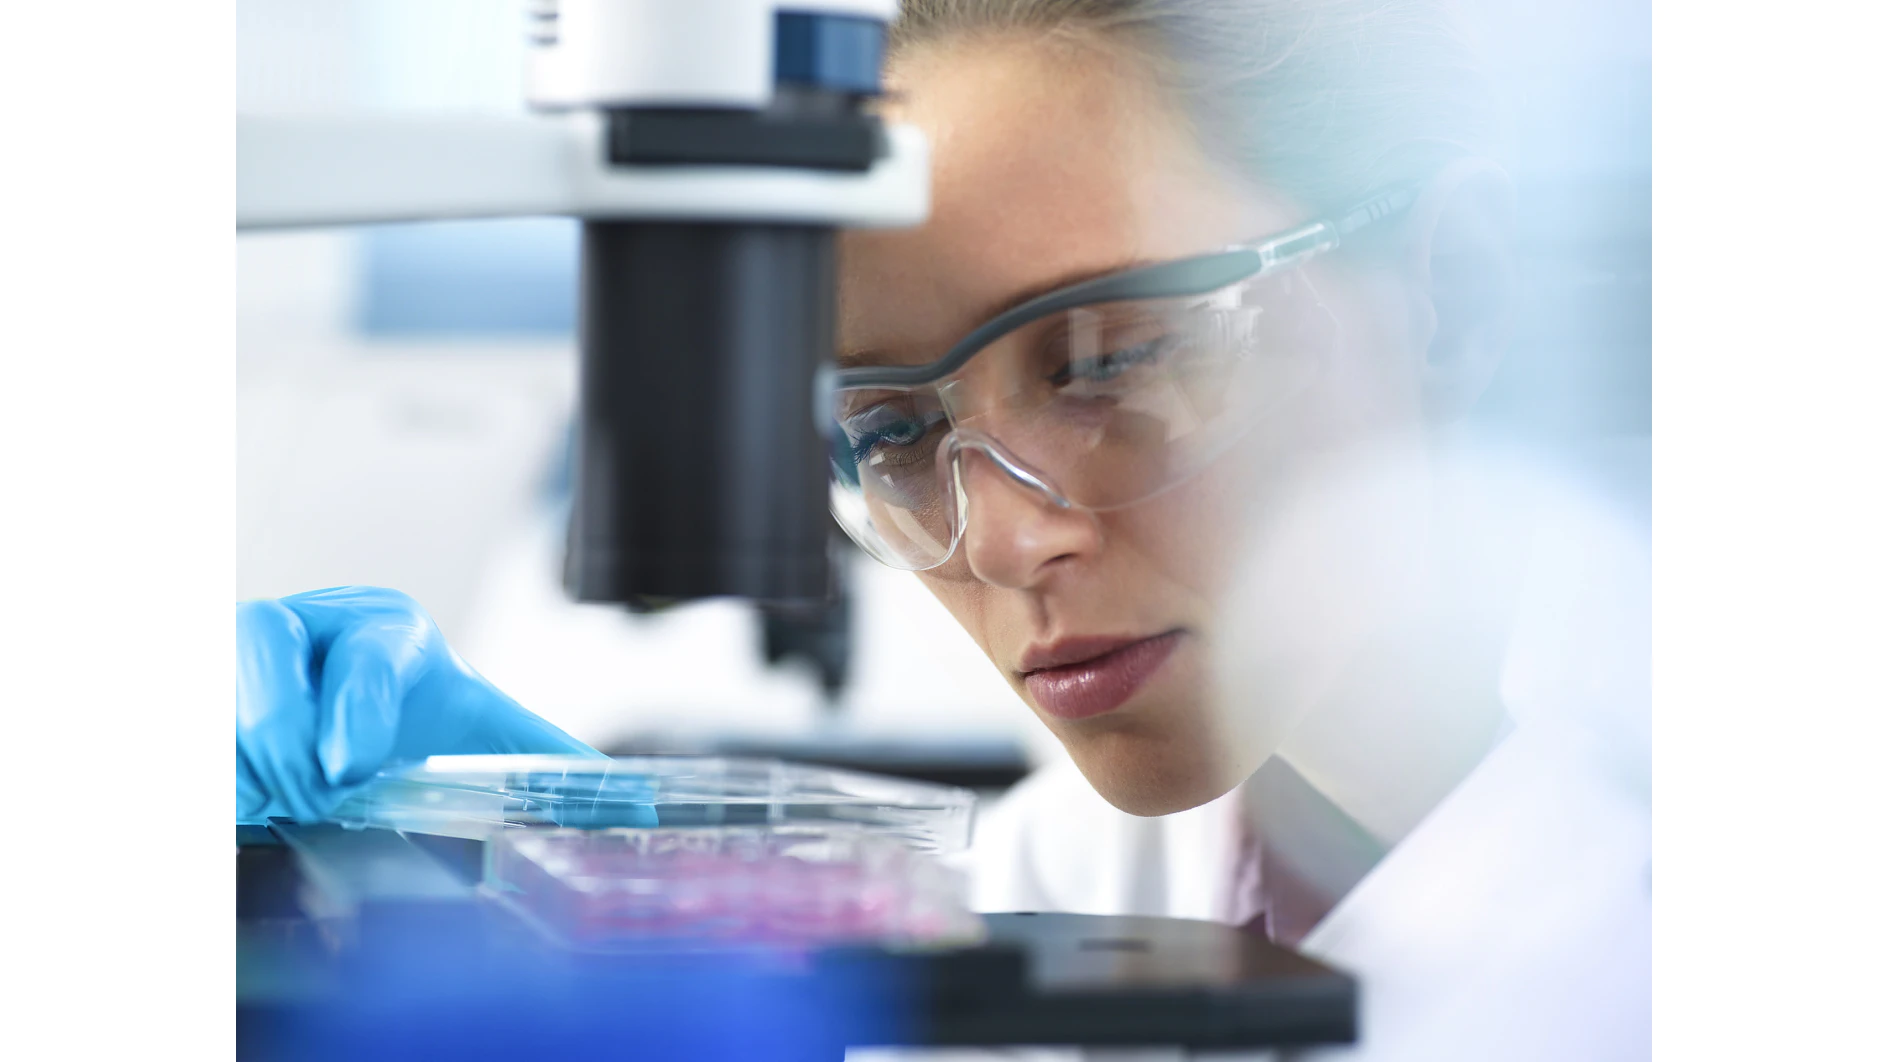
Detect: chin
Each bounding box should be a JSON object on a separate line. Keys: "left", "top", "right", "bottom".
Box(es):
{"left": 1060, "top": 715, "right": 1254, "bottom": 817}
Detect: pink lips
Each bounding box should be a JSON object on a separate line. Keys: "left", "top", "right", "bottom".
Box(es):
{"left": 1021, "top": 631, "right": 1184, "bottom": 720}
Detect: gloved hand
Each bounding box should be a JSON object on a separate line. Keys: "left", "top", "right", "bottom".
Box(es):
{"left": 237, "top": 585, "right": 601, "bottom": 823}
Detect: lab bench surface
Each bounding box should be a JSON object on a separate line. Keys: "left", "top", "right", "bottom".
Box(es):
{"left": 236, "top": 825, "right": 1355, "bottom": 1058}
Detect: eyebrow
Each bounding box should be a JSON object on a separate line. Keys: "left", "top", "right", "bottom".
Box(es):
{"left": 836, "top": 257, "right": 1154, "bottom": 371}
{"left": 834, "top": 346, "right": 891, "bottom": 370}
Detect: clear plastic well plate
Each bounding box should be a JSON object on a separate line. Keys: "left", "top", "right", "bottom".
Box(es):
{"left": 327, "top": 755, "right": 976, "bottom": 853}
{"left": 490, "top": 824, "right": 983, "bottom": 949}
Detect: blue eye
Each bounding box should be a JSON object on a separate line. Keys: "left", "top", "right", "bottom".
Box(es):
{"left": 1054, "top": 335, "right": 1174, "bottom": 389}
{"left": 841, "top": 404, "right": 947, "bottom": 467}
{"left": 872, "top": 417, "right": 928, "bottom": 447}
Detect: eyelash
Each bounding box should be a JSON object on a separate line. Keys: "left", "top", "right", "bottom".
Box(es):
{"left": 1048, "top": 335, "right": 1173, "bottom": 389}
{"left": 836, "top": 332, "right": 1177, "bottom": 458}
{"left": 846, "top": 408, "right": 947, "bottom": 464}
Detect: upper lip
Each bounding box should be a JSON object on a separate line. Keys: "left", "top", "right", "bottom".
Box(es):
{"left": 1018, "top": 631, "right": 1179, "bottom": 674}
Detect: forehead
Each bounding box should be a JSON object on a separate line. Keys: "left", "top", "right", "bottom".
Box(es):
{"left": 839, "top": 33, "right": 1291, "bottom": 361}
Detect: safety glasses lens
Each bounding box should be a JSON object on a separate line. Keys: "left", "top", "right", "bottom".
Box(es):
{"left": 827, "top": 271, "right": 1332, "bottom": 567}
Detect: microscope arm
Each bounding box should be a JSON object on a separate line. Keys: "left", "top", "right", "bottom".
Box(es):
{"left": 236, "top": 111, "right": 927, "bottom": 231}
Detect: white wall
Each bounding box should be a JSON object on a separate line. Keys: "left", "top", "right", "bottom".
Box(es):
{"left": 235, "top": 263, "right": 573, "bottom": 645}
{"left": 236, "top": 0, "right": 523, "bottom": 115}
{"left": 236, "top": 0, "right": 580, "bottom": 643}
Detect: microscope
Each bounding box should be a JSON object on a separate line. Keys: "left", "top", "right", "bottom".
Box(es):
{"left": 242, "top": 0, "right": 923, "bottom": 607}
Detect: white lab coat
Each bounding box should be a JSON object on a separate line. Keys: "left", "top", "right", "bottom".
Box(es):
{"left": 882, "top": 438, "right": 1652, "bottom": 1062}
{"left": 938, "top": 722, "right": 1648, "bottom": 1062}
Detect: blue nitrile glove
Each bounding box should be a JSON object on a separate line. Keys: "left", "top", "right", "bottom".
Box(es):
{"left": 236, "top": 585, "right": 602, "bottom": 823}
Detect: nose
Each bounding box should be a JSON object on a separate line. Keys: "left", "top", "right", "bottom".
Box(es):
{"left": 954, "top": 445, "right": 1101, "bottom": 589}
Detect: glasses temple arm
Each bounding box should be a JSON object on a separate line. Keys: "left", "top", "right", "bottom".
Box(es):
{"left": 1249, "top": 182, "right": 1424, "bottom": 274}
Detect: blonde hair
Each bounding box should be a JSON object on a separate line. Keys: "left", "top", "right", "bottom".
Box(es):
{"left": 889, "top": 0, "right": 1497, "bottom": 215}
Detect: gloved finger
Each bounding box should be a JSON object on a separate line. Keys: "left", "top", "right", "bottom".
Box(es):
{"left": 470, "top": 698, "right": 607, "bottom": 758}
{"left": 236, "top": 599, "right": 333, "bottom": 823}
{"left": 418, "top": 650, "right": 606, "bottom": 758}
{"left": 277, "top": 585, "right": 426, "bottom": 654}
{"left": 315, "top": 616, "right": 432, "bottom": 787}
{"left": 431, "top": 664, "right": 645, "bottom": 825}
{"left": 237, "top": 740, "right": 273, "bottom": 823}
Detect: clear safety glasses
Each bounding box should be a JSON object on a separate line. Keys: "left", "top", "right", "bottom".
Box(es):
{"left": 826, "top": 184, "right": 1419, "bottom": 571}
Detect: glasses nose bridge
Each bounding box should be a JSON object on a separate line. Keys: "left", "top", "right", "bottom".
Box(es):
{"left": 943, "top": 430, "right": 1074, "bottom": 511}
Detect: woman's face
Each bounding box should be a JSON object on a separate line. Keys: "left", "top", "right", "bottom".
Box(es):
{"left": 838, "top": 34, "right": 1431, "bottom": 815}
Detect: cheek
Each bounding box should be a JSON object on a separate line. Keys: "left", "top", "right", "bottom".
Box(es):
{"left": 1094, "top": 471, "right": 1247, "bottom": 606}
{"left": 1320, "top": 342, "right": 1424, "bottom": 438}
{"left": 1094, "top": 359, "right": 1417, "bottom": 620}
{"left": 1304, "top": 274, "right": 1428, "bottom": 439}
{"left": 912, "top": 568, "right": 1006, "bottom": 668}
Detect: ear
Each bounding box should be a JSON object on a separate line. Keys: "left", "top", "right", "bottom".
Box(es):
{"left": 1401, "top": 158, "right": 1518, "bottom": 422}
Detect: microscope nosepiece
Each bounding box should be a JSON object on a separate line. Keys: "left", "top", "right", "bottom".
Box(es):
{"left": 565, "top": 220, "right": 837, "bottom": 604}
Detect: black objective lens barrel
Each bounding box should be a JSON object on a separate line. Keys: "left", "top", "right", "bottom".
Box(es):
{"left": 565, "top": 221, "right": 835, "bottom": 603}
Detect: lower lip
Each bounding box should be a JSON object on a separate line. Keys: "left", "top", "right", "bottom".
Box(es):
{"left": 1024, "top": 632, "right": 1184, "bottom": 721}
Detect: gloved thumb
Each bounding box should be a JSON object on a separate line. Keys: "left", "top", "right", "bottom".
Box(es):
{"left": 316, "top": 619, "right": 429, "bottom": 787}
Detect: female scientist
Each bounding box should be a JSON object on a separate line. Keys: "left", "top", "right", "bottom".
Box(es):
{"left": 240, "top": 3, "right": 1648, "bottom": 1056}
